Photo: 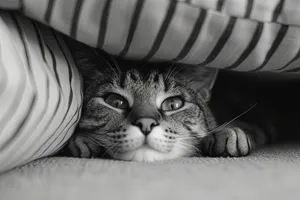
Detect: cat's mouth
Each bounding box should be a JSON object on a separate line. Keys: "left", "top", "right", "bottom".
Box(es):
{"left": 136, "top": 144, "right": 160, "bottom": 153}
{"left": 113, "top": 145, "right": 173, "bottom": 162}
{"left": 105, "top": 126, "right": 194, "bottom": 162}
{"left": 140, "top": 135, "right": 173, "bottom": 153}
{"left": 110, "top": 136, "right": 187, "bottom": 162}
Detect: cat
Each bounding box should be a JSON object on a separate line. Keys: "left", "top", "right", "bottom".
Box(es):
{"left": 61, "top": 39, "right": 283, "bottom": 162}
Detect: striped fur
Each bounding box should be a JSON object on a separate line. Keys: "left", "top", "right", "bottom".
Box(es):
{"left": 64, "top": 41, "right": 277, "bottom": 161}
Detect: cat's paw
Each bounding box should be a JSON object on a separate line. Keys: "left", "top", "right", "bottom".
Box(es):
{"left": 201, "top": 127, "right": 252, "bottom": 157}
{"left": 68, "top": 136, "right": 101, "bottom": 158}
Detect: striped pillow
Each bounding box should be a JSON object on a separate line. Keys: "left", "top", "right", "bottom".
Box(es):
{"left": 0, "top": 11, "right": 82, "bottom": 173}
{"left": 2, "top": 0, "right": 300, "bottom": 72}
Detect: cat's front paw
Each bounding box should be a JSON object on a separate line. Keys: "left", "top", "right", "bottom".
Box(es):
{"left": 68, "top": 135, "right": 101, "bottom": 158}
{"left": 201, "top": 127, "right": 252, "bottom": 157}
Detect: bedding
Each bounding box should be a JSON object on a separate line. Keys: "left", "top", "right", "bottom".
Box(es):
{"left": 0, "top": 11, "right": 82, "bottom": 173}
{"left": 2, "top": 145, "right": 300, "bottom": 200}
{"left": 1, "top": 0, "right": 300, "bottom": 173}
{"left": 3, "top": 0, "right": 300, "bottom": 72}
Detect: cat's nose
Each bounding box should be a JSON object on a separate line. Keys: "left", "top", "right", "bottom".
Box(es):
{"left": 134, "top": 118, "right": 159, "bottom": 135}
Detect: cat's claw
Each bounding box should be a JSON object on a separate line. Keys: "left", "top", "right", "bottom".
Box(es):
{"left": 201, "top": 127, "right": 252, "bottom": 157}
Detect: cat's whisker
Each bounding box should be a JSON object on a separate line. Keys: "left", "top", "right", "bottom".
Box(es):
{"left": 165, "top": 62, "right": 181, "bottom": 81}
{"left": 84, "top": 135, "right": 108, "bottom": 148}
{"left": 164, "top": 61, "right": 176, "bottom": 77}
{"left": 177, "top": 136, "right": 201, "bottom": 141}
{"left": 101, "top": 141, "right": 122, "bottom": 157}
{"left": 109, "top": 147, "right": 118, "bottom": 158}
{"left": 169, "top": 63, "right": 182, "bottom": 77}
{"left": 111, "top": 145, "right": 124, "bottom": 159}
{"left": 174, "top": 103, "right": 258, "bottom": 141}
{"left": 177, "top": 141, "right": 200, "bottom": 152}
{"left": 208, "top": 102, "right": 258, "bottom": 134}
{"left": 177, "top": 141, "right": 201, "bottom": 155}
{"left": 169, "top": 63, "right": 185, "bottom": 78}
{"left": 91, "top": 48, "right": 120, "bottom": 78}
{"left": 108, "top": 54, "right": 121, "bottom": 73}
{"left": 176, "top": 135, "right": 199, "bottom": 140}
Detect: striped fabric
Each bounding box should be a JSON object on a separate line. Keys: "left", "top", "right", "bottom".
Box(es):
{"left": 1, "top": 0, "right": 300, "bottom": 72}
{"left": 0, "top": 11, "right": 82, "bottom": 173}
{"left": 1, "top": 0, "right": 300, "bottom": 172}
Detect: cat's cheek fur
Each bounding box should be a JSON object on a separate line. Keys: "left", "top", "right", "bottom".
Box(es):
{"left": 107, "top": 126, "right": 145, "bottom": 153}
{"left": 146, "top": 127, "right": 174, "bottom": 153}
{"left": 167, "top": 106, "right": 205, "bottom": 132}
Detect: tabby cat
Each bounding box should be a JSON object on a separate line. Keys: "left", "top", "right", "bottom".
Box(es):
{"left": 63, "top": 40, "right": 284, "bottom": 162}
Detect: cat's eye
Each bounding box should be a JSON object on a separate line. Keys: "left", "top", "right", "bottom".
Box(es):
{"left": 104, "top": 93, "right": 129, "bottom": 110}
{"left": 161, "top": 96, "right": 184, "bottom": 111}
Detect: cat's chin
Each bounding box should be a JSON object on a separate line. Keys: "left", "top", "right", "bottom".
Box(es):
{"left": 111, "top": 145, "right": 189, "bottom": 162}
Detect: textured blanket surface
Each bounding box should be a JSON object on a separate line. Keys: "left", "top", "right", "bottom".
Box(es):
{"left": 1, "top": 145, "right": 300, "bottom": 200}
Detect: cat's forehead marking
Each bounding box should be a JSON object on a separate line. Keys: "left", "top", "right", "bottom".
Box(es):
{"left": 108, "top": 67, "right": 176, "bottom": 108}
{"left": 119, "top": 69, "right": 166, "bottom": 92}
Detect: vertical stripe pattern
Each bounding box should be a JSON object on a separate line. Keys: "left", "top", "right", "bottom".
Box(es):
{"left": 1, "top": 0, "right": 300, "bottom": 72}
{"left": 250, "top": 25, "right": 289, "bottom": 72}
{"left": 225, "top": 22, "right": 264, "bottom": 70}
{"left": 198, "top": 17, "right": 236, "bottom": 65}
{"left": 44, "top": 0, "right": 55, "bottom": 24}
{"left": 0, "top": 11, "right": 82, "bottom": 173}
{"left": 118, "top": 0, "right": 145, "bottom": 57}
{"left": 70, "top": 0, "right": 83, "bottom": 38}
{"left": 142, "top": 1, "right": 177, "bottom": 61}
{"left": 244, "top": 0, "right": 254, "bottom": 18}
{"left": 173, "top": 8, "right": 207, "bottom": 62}
{"left": 97, "top": 0, "right": 112, "bottom": 49}
{"left": 272, "top": 0, "right": 285, "bottom": 22}
{"left": 216, "top": 0, "right": 225, "bottom": 11}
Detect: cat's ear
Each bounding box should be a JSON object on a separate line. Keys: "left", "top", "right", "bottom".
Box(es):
{"left": 72, "top": 48, "right": 104, "bottom": 85}
{"left": 64, "top": 37, "right": 114, "bottom": 85}
{"left": 177, "top": 65, "right": 219, "bottom": 102}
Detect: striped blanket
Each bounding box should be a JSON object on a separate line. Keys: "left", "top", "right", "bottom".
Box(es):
{"left": 0, "top": 0, "right": 300, "bottom": 173}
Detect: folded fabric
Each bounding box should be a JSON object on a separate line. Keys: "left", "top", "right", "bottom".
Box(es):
{"left": 2, "top": 0, "right": 300, "bottom": 72}
{"left": 0, "top": 11, "right": 82, "bottom": 173}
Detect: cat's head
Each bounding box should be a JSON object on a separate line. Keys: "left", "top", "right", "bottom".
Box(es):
{"left": 73, "top": 48, "right": 218, "bottom": 162}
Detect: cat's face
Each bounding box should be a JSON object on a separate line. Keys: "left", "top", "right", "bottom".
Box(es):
{"left": 72, "top": 48, "right": 217, "bottom": 162}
